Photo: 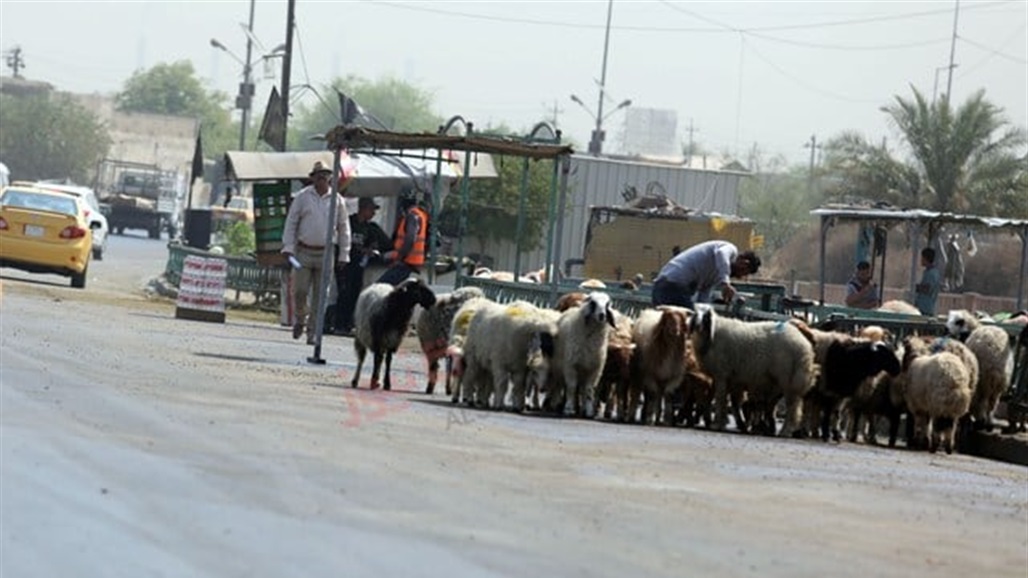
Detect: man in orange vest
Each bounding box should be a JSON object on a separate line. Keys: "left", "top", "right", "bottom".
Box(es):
{"left": 378, "top": 186, "right": 428, "bottom": 286}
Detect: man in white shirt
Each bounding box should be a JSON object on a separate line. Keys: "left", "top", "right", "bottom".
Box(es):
{"left": 281, "top": 161, "right": 351, "bottom": 343}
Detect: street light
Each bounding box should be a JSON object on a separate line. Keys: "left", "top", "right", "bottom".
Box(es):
{"left": 210, "top": 37, "right": 255, "bottom": 151}
{"left": 570, "top": 93, "right": 631, "bottom": 155}
{"left": 210, "top": 0, "right": 257, "bottom": 151}
{"left": 571, "top": 0, "right": 631, "bottom": 155}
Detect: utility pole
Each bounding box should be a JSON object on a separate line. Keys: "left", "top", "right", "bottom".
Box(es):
{"left": 683, "top": 118, "right": 698, "bottom": 164}
{"left": 238, "top": 0, "right": 256, "bottom": 151}
{"left": 280, "top": 0, "right": 296, "bottom": 151}
{"left": 589, "top": 0, "right": 615, "bottom": 155}
{"left": 546, "top": 99, "right": 564, "bottom": 129}
{"left": 5, "top": 46, "right": 25, "bottom": 78}
{"left": 804, "top": 134, "right": 822, "bottom": 197}
{"left": 945, "top": 0, "right": 960, "bottom": 107}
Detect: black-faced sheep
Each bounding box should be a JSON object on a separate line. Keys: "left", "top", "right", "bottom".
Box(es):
{"left": 690, "top": 307, "right": 817, "bottom": 436}
{"left": 461, "top": 300, "right": 559, "bottom": 411}
{"left": 351, "top": 278, "right": 437, "bottom": 391}
{"left": 632, "top": 306, "right": 692, "bottom": 426}
{"left": 818, "top": 340, "right": 901, "bottom": 442}
{"left": 553, "top": 292, "right": 616, "bottom": 418}
{"left": 902, "top": 349, "right": 973, "bottom": 454}
{"left": 946, "top": 309, "right": 1015, "bottom": 431}
{"left": 415, "top": 286, "right": 486, "bottom": 394}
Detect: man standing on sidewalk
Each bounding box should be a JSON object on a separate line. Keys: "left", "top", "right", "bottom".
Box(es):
{"left": 330, "top": 196, "right": 390, "bottom": 335}
{"left": 281, "top": 161, "right": 351, "bottom": 343}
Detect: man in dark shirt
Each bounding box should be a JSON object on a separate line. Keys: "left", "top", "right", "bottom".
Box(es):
{"left": 330, "top": 197, "right": 391, "bottom": 335}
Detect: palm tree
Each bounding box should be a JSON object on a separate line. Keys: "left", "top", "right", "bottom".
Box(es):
{"left": 822, "top": 87, "right": 1027, "bottom": 219}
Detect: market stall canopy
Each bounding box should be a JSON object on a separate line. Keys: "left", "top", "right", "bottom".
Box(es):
{"left": 325, "top": 126, "right": 575, "bottom": 160}
{"left": 810, "top": 204, "right": 1028, "bottom": 232}
{"left": 223, "top": 149, "right": 497, "bottom": 197}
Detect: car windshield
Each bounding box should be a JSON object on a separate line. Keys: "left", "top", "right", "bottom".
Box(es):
{"left": 227, "top": 198, "right": 251, "bottom": 210}
{"left": 1, "top": 189, "right": 78, "bottom": 216}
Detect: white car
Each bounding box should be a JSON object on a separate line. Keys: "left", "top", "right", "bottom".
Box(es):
{"left": 29, "top": 181, "right": 109, "bottom": 260}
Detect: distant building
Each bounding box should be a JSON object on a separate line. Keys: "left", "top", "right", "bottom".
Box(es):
{"left": 621, "top": 108, "right": 678, "bottom": 157}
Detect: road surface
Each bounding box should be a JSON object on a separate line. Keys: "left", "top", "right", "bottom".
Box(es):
{"left": 2, "top": 235, "right": 1026, "bottom": 577}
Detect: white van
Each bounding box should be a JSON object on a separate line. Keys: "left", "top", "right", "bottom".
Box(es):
{"left": 0, "top": 162, "right": 10, "bottom": 187}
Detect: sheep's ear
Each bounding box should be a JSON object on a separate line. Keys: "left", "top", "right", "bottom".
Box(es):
{"left": 606, "top": 304, "right": 617, "bottom": 329}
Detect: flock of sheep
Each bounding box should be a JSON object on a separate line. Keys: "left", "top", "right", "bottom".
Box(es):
{"left": 348, "top": 277, "right": 1022, "bottom": 456}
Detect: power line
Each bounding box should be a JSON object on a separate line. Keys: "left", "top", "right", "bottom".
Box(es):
{"left": 959, "top": 33, "right": 1028, "bottom": 64}
{"left": 370, "top": 0, "right": 1009, "bottom": 35}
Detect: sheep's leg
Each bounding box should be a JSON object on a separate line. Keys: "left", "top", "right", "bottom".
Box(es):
{"left": 780, "top": 393, "right": 803, "bottom": 437}
{"left": 562, "top": 370, "right": 578, "bottom": 417}
{"left": 492, "top": 372, "right": 510, "bottom": 411}
{"left": 383, "top": 351, "right": 394, "bottom": 391}
{"left": 351, "top": 341, "right": 367, "bottom": 389}
{"left": 581, "top": 373, "right": 598, "bottom": 419}
{"left": 444, "top": 355, "right": 454, "bottom": 396}
{"left": 712, "top": 379, "right": 729, "bottom": 431}
{"left": 730, "top": 390, "right": 748, "bottom": 433}
{"left": 426, "top": 357, "right": 439, "bottom": 395}
{"left": 369, "top": 351, "right": 383, "bottom": 391}
{"left": 510, "top": 370, "right": 528, "bottom": 413}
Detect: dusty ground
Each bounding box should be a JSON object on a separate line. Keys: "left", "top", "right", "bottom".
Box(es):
{"left": 1, "top": 241, "right": 1026, "bottom": 577}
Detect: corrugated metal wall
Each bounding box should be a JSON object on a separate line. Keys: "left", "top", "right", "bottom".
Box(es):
{"left": 475, "top": 154, "right": 745, "bottom": 276}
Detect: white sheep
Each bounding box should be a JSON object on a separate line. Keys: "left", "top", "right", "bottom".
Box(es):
{"left": 446, "top": 296, "right": 494, "bottom": 404}
{"left": 632, "top": 306, "right": 692, "bottom": 426}
{"left": 946, "top": 309, "right": 1014, "bottom": 431}
{"left": 415, "top": 285, "right": 486, "bottom": 394}
{"left": 903, "top": 350, "right": 973, "bottom": 454}
{"left": 552, "top": 292, "right": 617, "bottom": 418}
{"left": 461, "top": 300, "right": 559, "bottom": 412}
{"left": 690, "top": 307, "right": 817, "bottom": 436}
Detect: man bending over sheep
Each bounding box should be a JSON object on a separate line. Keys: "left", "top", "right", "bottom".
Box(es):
{"left": 651, "top": 240, "right": 761, "bottom": 309}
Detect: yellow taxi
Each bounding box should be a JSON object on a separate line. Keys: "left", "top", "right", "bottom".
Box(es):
{"left": 0, "top": 184, "right": 92, "bottom": 288}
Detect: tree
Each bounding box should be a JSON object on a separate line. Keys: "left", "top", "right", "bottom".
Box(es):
{"left": 737, "top": 162, "right": 816, "bottom": 254}
{"left": 115, "top": 61, "right": 235, "bottom": 158}
{"left": 822, "top": 87, "right": 1027, "bottom": 218}
{"left": 288, "top": 75, "right": 443, "bottom": 150}
{"left": 436, "top": 133, "right": 559, "bottom": 258}
{"left": 0, "top": 92, "right": 111, "bottom": 183}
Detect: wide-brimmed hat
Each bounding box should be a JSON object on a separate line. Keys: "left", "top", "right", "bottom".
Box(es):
{"left": 358, "top": 197, "right": 380, "bottom": 210}
{"left": 309, "top": 161, "right": 333, "bottom": 177}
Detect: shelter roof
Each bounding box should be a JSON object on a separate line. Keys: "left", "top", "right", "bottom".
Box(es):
{"left": 810, "top": 203, "right": 1028, "bottom": 233}
{"left": 324, "top": 126, "right": 574, "bottom": 160}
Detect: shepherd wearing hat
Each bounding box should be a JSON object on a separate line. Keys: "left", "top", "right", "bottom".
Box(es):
{"left": 328, "top": 196, "right": 391, "bottom": 336}
{"left": 281, "top": 161, "right": 352, "bottom": 343}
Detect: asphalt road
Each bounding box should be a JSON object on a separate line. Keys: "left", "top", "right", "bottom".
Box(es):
{"left": 2, "top": 235, "right": 1027, "bottom": 578}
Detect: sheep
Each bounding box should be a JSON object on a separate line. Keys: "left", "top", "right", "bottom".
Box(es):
{"left": 690, "top": 307, "right": 817, "bottom": 436}
{"left": 578, "top": 278, "right": 608, "bottom": 289}
{"left": 461, "top": 300, "right": 559, "bottom": 411}
{"left": 787, "top": 319, "right": 857, "bottom": 438}
{"left": 632, "top": 306, "right": 692, "bottom": 426}
{"left": 415, "top": 285, "right": 486, "bottom": 395}
{"left": 902, "top": 350, "right": 973, "bottom": 454}
{"left": 594, "top": 310, "right": 638, "bottom": 422}
{"left": 446, "top": 296, "right": 494, "bottom": 404}
{"left": 351, "top": 278, "right": 437, "bottom": 391}
{"left": 818, "top": 339, "right": 902, "bottom": 442}
{"left": 552, "top": 292, "right": 617, "bottom": 418}
{"left": 878, "top": 300, "right": 922, "bottom": 315}
{"left": 946, "top": 309, "right": 1015, "bottom": 431}
{"left": 555, "top": 291, "right": 587, "bottom": 312}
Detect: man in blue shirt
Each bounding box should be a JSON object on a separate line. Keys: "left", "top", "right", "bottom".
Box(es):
{"left": 914, "top": 247, "right": 942, "bottom": 316}
{"left": 651, "top": 240, "right": 761, "bottom": 308}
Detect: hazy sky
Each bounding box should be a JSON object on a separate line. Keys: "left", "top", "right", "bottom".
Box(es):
{"left": 2, "top": 1, "right": 1025, "bottom": 166}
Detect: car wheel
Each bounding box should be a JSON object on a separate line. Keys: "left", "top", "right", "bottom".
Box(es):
{"left": 93, "top": 246, "right": 104, "bottom": 261}
{"left": 71, "top": 267, "right": 87, "bottom": 289}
